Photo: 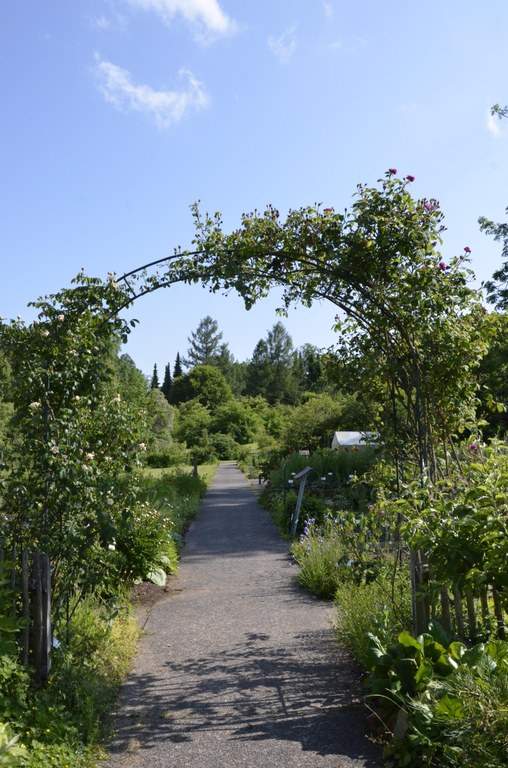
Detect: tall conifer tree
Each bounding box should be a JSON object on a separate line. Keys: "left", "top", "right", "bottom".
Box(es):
{"left": 150, "top": 363, "right": 159, "bottom": 389}
{"left": 183, "top": 316, "right": 223, "bottom": 368}
{"left": 173, "top": 352, "right": 183, "bottom": 379}
{"left": 161, "top": 363, "right": 172, "bottom": 401}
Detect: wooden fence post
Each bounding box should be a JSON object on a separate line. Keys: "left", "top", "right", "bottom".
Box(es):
{"left": 452, "top": 587, "right": 465, "bottom": 641}
{"left": 492, "top": 587, "right": 506, "bottom": 640}
{"left": 22, "top": 550, "right": 30, "bottom": 667}
{"left": 440, "top": 587, "right": 452, "bottom": 635}
{"left": 30, "top": 551, "right": 52, "bottom": 681}
{"left": 410, "top": 549, "right": 429, "bottom": 635}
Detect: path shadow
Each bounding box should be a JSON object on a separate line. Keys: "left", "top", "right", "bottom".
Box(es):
{"left": 107, "top": 627, "right": 381, "bottom": 766}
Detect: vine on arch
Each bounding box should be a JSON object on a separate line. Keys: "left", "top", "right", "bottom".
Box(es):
{"left": 117, "top": 170, "right": 490, "bottom": 480}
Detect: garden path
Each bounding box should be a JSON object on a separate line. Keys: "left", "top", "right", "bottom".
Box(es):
{"left": 104, "top": 462, "right": 381, "bottom": 768}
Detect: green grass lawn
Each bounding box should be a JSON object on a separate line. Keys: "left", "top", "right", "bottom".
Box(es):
{"left": 141, "top": 463, "right": 218, "bottom": 484}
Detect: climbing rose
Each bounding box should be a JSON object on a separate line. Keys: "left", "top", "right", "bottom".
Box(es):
{"left": 424, "top": 202, "right": 435, "bottom": 211}
{"left": 464, "top": 246, "right": 471, "bottom": 253}
{"left": 405, "top": 174, "right": 415, "bottom": 182}
{"left": 389, "top": 168, "right": 397, "bottom": 175}
{"left": 439, "top": 261, "right": 446, "bottom": 271}
{"left": 470, "top": 443, "right": 478, "bottom": 453}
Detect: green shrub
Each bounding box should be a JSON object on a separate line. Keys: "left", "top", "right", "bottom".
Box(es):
{"left": 291, "top": 515, "right": 348, "bottom": 597}
{"left": 235, "top": 444, "right": 260, "bottom": 477}
{"left": 0, "top": 722, "right": 27, "bottom": 766}
{"left": 334, "top": 566, "right": 412, "bottom": 668}
{"left": 268, "top": 490, "right": 328, "bottom": 537}
{"left": 135, "top": 470, "right": 207, "bottom": 540}
{"left": 208, "top": 433, "right": 239, "bottom": 460}
{"left": 110, "top": 501, "right": 175, "bottom": 586}
{"left": 0, "top": 596, "right": 139, "bottom": 767}
{"left": 145, "top": 442, "right": 190, "bottom": 467}
{"left": 364, "top": 630, "right": 508, "bottom": 768}
{"left": 0, "top": 655, "right": 30, "bottom": 724}
{"left": 267, "top": 447, "right": 379, "bottom": 490}
{"left": 436, "top": 653, "right": 508, "bottom": 767}
{"left": 189, "top": 443, "right": 217, "bottom": 464}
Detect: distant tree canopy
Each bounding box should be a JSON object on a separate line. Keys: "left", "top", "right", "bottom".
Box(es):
{"left": 480, "top": 214, "right": 508, "bottom": 309}
{"left": 479, "top": 103, "right": 508, "bottom": 309}
{"left": 246, "top": 322, "right": 300, "bottom": 404}
{"left": 477, "top": 312, "right": 508, "bottom": 436}
{"left": 169, "top": 364, "right": 233, "bottom": 410}
{"left": 156, "top": 316, "right": 330, "bottom": 405}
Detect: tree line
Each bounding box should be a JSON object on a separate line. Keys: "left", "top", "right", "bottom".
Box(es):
{"left": 149, "top": 317, "right": 329, "bottom": 406}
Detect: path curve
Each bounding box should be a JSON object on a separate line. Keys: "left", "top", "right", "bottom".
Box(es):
{"left": 105, "top": 462, "right": 381, "bottom": 768}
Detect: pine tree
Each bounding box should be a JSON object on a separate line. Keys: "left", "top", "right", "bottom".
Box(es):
{"left": 183, "top": 316, "right": 223, "bottom": 368}
{"left": 150, "top": 363, "right": 160, "bottom": 389}
{"left": 161, "top": 363, "right": 172, "bottom": 401}
{"left": 173, "top": 352, "right": 183, "bottom": 379}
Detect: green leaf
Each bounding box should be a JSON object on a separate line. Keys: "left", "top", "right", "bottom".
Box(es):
{"left": 435, "top": 694, "right": 464, "bottom": 719}
{"left": 0, "top": 616, "right": 18, "bottom": 633}
{"left": 393, "top": 657, "right": 419, "bottom": 695}
{"left": 397, "top": 630, "right": 422, "bottom": 652}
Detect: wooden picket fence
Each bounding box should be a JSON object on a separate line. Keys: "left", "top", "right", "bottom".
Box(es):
{"left": 411, "top": 549, "right": 507, "bottom": 642}
{"left": 1, "top": 548, "right": 52, "bottom": 681}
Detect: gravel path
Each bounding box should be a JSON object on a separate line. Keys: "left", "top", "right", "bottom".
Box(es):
{"left": 104, "top": 462, "right": 382, "bottom": 768}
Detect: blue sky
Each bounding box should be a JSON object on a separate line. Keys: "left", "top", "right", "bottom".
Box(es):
{"left": 1, "top": 1, "right": 507, "bottom": 377}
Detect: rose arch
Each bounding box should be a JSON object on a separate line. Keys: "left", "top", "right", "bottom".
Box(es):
{"left": 0, "top": 171, "right": 489, "bottom": 677}
{"left": 111, "top": 172, "right": 486, "bottom": 480}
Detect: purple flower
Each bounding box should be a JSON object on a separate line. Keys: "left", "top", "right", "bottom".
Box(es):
{"left": 389, "top": 168, "right": 397, "bottom": 175}
{"left": 405, "top": 174, "right": 415, "bottom": 182}
{"left": 470, "top": 443, "right": 478, "bottom": 453}
{"left": 464, "top": 246, "right": 471, "bottom": 253}
{"left": 439, "top": 261, "right": 447, "bottom": 271}
{"left": 424, "top": 202, "right": 435, "bottom": 212}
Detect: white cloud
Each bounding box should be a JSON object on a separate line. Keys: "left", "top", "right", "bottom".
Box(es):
{"left": 322, "top": 2, "right": 333, "bottom": 21}
{"left": 124, "top": 0, "right": 237, "bottom": 41}
{"left": 267, "top": 25, "right": 297, "bottom": 64}
{"left": 94, "top": 55, "right": 210, "bottom": 129}
{"left": 487, "top": 110, "right": 502, "bottom": 137}
{"left": 93, "top": 15, "right": 111, "bottom": 30}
